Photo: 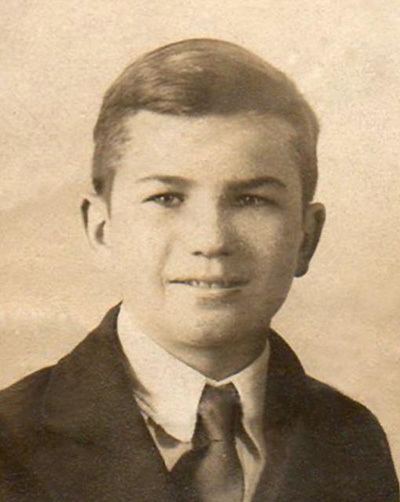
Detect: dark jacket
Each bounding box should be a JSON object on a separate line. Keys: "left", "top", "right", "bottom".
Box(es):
{"left": 0, "top": 305, "right": 398, "bottom": 501}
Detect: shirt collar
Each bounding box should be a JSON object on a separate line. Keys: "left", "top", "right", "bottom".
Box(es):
{"left": 117, "top": 305, "right": 270, "bottom": 446}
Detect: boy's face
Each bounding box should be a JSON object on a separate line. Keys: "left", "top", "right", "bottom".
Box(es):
{"left": 89, "top": 111, "right": 324, "bottom": 352}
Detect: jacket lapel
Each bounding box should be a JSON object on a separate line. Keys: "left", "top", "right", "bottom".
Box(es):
{"left": 36, "top": 304, "right": 178, "bottom": 501}
{"left": 253, "top": 330, "right": 307, "bottom": 502}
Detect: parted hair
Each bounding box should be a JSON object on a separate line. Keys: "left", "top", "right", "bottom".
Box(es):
{"left": 92, "top": 38, "right": 319, "bottom": 205}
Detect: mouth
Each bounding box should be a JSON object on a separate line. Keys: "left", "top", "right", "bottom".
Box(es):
{"left": 169, "top": 278, "right": 247, "bottom": 290}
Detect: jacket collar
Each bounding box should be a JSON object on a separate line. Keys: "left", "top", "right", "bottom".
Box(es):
{"left": 254, "top": 329, "right": 308, "bottom": 501}
{"left": 40, "top": 304, "right": 307, "bottom": 501}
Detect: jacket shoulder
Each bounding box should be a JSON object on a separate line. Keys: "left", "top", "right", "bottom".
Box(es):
{"left": 300, "top": 375, "right": 399, "bottom": 499}
{"left": 0, "top": 368, "right": 55, "bottom": 501}
{"left": 305, "top": 375, "right": 379, "bottom": 422}
{"left": 0, "top": 367, "right": 53, "bottom": 435}
{"left": 303, "top": 375, "right": 392, "bottom": 452}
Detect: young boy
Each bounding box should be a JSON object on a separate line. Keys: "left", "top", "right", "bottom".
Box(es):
{"left": 0, "top": 39, "right": 398, "bottom": 501}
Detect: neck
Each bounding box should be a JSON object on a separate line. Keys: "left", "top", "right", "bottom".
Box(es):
{"left": 168, "top": 337, "right": 268, "bottom": 380}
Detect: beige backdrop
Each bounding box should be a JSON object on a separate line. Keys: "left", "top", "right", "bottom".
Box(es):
{"left": 1, "top": 0, "right": 399, "bottom": 476}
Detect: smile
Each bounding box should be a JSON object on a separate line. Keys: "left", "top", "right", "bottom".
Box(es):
{"left": 170, "top": 279, "right": 246, "bottom": 289}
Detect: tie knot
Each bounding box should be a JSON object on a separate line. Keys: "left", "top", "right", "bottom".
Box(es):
{"left": 197, "top": 383, "right": 241, "bottom": 442}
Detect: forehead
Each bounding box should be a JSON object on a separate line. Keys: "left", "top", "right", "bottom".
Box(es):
{"left": 115, "top": 111, "right": 301, "bottom": 189}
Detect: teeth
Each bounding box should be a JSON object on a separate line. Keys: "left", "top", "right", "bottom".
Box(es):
{"left": 184, "top": 280, "right": 235, "bottom": 289}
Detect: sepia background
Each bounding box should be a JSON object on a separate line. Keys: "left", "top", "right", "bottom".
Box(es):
{"left": 1, "top": 0, "right": 399, "bottom": 475}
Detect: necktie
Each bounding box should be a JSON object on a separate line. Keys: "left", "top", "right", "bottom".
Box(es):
{"left": 172, "top": 383, "right": 244, "bottom": 502}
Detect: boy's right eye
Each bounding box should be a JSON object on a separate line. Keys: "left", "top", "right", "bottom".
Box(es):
{"left": 143, "top": 193, "right": 184, "bottom": 208}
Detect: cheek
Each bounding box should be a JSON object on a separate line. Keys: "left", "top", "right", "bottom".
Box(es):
{"left": 110, "top": 214, "right": 172, "bottom": 280}
{"left": 239, "top": 212, "right": 302, "bottom": 261}
{"left": 242, "top": 222, "right": 302, "bottom": 296}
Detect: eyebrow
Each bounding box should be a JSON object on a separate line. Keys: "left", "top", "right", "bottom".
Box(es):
{"left": 135, "top": 174, "right": 286, "bottom": 190}
{"left": 135, "top": 175, "right": 192, "bottom": 186}
{"left": 227, "top": 176, "right": 287, "bottom": 190}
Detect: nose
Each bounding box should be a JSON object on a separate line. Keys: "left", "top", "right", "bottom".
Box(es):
{"left": 186, "top": 202, "right": 232, "bottom": 259}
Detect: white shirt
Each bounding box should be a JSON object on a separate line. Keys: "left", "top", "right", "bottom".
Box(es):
{"left": 118, "top": 306, "right": 270, "bottom": 502}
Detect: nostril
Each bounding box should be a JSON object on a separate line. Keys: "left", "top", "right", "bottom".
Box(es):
{"left": 192, "top": 248, "right": 231, "bottom": 258}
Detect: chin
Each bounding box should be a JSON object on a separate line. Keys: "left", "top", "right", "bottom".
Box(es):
{"left": 173, "top": 314, "right": 249, "bottom": 347}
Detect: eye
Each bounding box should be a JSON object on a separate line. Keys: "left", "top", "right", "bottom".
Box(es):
{"left": 235, "top": 194, "right": 275, "bottom": 207}
{"left": 143, "top": 192, "right": 184, "bottom": 208}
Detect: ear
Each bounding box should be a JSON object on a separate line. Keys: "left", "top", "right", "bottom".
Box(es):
{"left": 295, "top": 202, "right": 326, "bottom": 277}
{"left": 80, "top": 194, "right": 111, "bottom": 256}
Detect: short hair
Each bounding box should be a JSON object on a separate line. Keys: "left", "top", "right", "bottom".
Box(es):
{"left": 92, "top": 38, "right": 319, "bottom": 205}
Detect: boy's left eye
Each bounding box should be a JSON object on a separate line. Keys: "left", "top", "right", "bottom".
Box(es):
{"left": 234, "top": 194, "right": 274, "bottom": 207}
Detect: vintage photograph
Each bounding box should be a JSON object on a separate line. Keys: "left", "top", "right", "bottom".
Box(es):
{"left": 1, "top": 2, "right": 399, "bottom": 500}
